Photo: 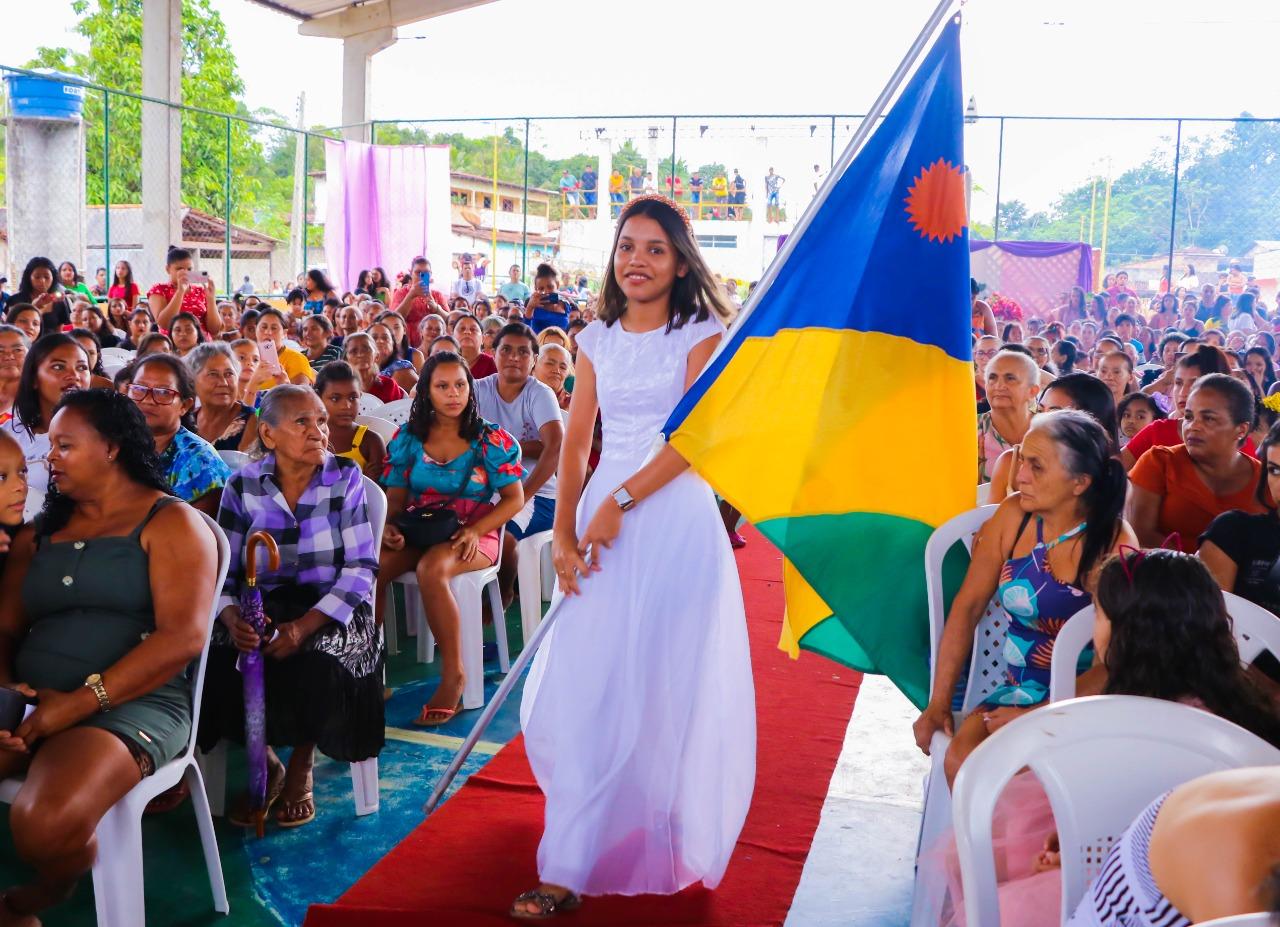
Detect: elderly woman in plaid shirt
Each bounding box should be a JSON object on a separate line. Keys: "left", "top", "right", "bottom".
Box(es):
{"left": 198, "top": 385, "right": 382, "bottom": 829}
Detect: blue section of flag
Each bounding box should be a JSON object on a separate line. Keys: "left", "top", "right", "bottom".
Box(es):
{"left": 666, "top": 20, "right": 969, "bottom": 435}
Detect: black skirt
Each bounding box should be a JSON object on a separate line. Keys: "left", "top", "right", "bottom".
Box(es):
{"left": 197, "top": 585, "right": 384, "bottom": 762}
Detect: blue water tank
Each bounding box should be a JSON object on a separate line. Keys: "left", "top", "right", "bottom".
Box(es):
{"left": 4, "top": 71, "right": 85, "bottom": 121}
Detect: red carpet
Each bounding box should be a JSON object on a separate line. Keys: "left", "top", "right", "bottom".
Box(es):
{"left": 305, "top": 527, "right": 862, "bottom": 927}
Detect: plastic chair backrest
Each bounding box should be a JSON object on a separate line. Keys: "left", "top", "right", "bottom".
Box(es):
{"left": 976, "top": 482, "right": 991, "bottom": 506}
{"left": 952, "top": 695, "right": 1280, "bottom": 926}
{"left": 379, "top": 397, "right": 413, "bottom": 427}
{"left": 218, "top": 449, "right": 250, "bottom": 471}
{"left": 924, "top": 505, "right": 1001, "bottom": 710}
{"left": 355, "top": 414, "right": 397, "bottom": 446}
{"left": 356, "top": 393, "right": 384, "bottom": 416}
{"left": 101, "top": 346, "right": 135, "bottom": 363}
{"left": 185, "top": 512, "right": 232, "bottom": 765}
{"left": 1049, "top": 593, "right": 1280, "bottom": 703}
{"left": 361, "top": 475, "right": 387, "bottom": 544}
{"left": 1194, "top": 915, "right": 1274, "bottom": 927}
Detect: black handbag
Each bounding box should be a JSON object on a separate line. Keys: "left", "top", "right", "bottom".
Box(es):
{"left": 394, "top": 448, "right": 477, "bottom": 549}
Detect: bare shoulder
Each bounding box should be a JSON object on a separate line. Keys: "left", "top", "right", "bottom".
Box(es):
{"left": 144, "top": 498, "right": 217, "bottom": 554}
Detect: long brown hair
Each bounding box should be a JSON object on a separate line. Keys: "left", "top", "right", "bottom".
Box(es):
{"left": 595, "top": 196, "right": 735, "bottom": 332}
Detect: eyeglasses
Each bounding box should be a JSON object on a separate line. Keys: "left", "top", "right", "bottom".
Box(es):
{"left": 127, "top": 383, "right": 180, "bottom": 405}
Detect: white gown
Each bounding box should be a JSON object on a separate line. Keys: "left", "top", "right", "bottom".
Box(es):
{"left": 520, "top": 314, "right": 756, "bottom": 897}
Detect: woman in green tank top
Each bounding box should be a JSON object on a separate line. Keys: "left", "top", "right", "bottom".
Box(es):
{"left": 0, "top": 389, "right": 219, "bottom": 922}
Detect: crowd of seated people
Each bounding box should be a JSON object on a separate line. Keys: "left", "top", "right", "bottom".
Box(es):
{"left": 2, "top": 245, "right": 1279, "bottom": 921}
{"left": 913, "top": 271, "right": 1280, "bottom": 924}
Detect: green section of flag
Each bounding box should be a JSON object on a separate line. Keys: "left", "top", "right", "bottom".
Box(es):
{"left": 757, "top": 511, "right": 971, "bottom": 710}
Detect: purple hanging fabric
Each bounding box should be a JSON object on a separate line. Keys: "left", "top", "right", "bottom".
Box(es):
{"left": 969, "top": 241, "right": 1094, "bottom": 318}
{"left": 324, "top": 140, "right": 432, "bottom": 293}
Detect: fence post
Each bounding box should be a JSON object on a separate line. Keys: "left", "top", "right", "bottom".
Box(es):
{"left": 224, "top": 115, "right": 232, "bottom": 296}
{"left": 1166, "top": 118, "right": 1183, "bottom": 291}
{"left": 522, "top": 118, "right": 530, "bottom": 274}
{"left": 302, "top": 131, "right": 310, "bottom": 281}
{"left": 830, "top": 115, "right": 836, "bottom": 170}
{"left": 369, "top": 119, "right": 376, "bottom": 145}
{"left": 102, "top": 89, "right": 110, "bottom": 288}
{"left": 670, "top": 116, "right": 677, "bottom": 198}
{"left": 992, "top": 116, "right": 1005, "bottom": 241}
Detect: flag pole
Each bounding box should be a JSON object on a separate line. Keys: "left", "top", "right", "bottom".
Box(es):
{"left": 423, "top": 598, "right": 561, "bottom": 815}
{"left": 669, "top": 0, "right": 962, "bottom": 402}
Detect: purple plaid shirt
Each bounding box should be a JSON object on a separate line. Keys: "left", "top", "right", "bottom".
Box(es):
{"left": 216, "top": 453, "right": 378, "bottom": 626}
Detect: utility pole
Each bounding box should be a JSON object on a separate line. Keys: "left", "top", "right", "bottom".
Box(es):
{"left": 288, "top": 91, "right": 307, "bottom": 280}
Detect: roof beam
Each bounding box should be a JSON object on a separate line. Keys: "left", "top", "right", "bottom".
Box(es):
{"left": 297, "top": 0, "right": 495, "bottom": 38}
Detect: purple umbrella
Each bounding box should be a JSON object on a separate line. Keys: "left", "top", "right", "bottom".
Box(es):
{"left": 238, "top": 530, "right": 279, "bottom": 838}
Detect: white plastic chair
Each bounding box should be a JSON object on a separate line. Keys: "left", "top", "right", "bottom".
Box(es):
{"left": 198, "top": 476, "right": 386, "bottom": 818}
{"left": 976, "top": 482, "right": 991, "bottom": 505}
{"left": 0, "top": 512, "right": 231, "bottom": 927}
{"left": 283, "top": 339, "right": 303, "bottom": 353}
{"left": 911, "top": 504, "right": 999, "bottom": 927}
{"left": 100, "top": 346, "right": 135, "bottom": 365}
{"left": 217, "top": 449, "right": 250, "bottom": 471}
{"left": 356, "top": 393, "right": 384, "bottom": 416}
{"left": 516, "top": 529, "right": 556, "bottom": 646}
{"left": 355, "top": 414, "right": 397, "bottom": 446}
{"left": 1194, "top": 915, "right": 1274, "bottom": 927}
{"left": 952, "top": 695, "right": 1280, "bottom": 927}
{"left": 1049, "top": 592, "right": 1280, "bottom": 703}
{"left": 379, "top": 397, "right": 413, "bottom": 427}
{"left": 388, "top": 527, "right": 509, "bottom": 710}
{"left": 102, "top": 358, "right": 129, "bottom": 377}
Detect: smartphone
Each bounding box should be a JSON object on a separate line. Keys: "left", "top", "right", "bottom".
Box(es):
{"left": 258, "top": 339, "right": 282, "bottom": 374}
{"left": 543, "top": 292, "right": 560, "bottom": 306}
{"left": 418, "top": 270, "right": 431, "bottom": 289}
{"left": 190, "top": 270, "right": 211, "bottom": 284}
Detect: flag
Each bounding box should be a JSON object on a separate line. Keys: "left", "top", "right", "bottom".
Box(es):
{"left": 664, "top": 20, "right": 975, "bottom": 709}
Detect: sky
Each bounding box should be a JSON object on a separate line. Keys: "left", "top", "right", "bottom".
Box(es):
{"left": 6, "top": 0, "right": 1280, "bottom": 218}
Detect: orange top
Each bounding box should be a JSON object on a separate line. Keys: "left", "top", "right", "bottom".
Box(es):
{"left": 1129, "top": 444, "right": 1264, "bottom": 552}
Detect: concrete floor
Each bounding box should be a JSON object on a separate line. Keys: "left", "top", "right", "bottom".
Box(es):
{"left": 786, "top": 675, "right": 928, "bottom": 927}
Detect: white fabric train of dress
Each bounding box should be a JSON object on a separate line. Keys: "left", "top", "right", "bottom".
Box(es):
{"left": 520, "top": 315, "right": 757, "bottom": 896}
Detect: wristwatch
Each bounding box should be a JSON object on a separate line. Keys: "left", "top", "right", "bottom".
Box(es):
{"left": 611, "top": 485, "right": 637, "bottom": 512}
{"left": 84, "top": 673, "right": 111, "bottom": 713}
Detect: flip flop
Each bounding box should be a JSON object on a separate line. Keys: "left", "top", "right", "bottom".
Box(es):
{"left": 413, "top": 702, "right": 462, "bottom": 727}
{"left": 274, "top": 791, "right": 315, "bottom": 829}
{"left": 509, "top": 889, "right": 582, "bottom": 920}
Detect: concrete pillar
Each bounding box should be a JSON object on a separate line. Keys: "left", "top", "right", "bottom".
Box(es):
{"left": 342, "top": 28, "right": 396, "bottom": 143}
{"left": 140, "top": 0, "right": 183, "bottom": 290}
{"left": 5, "top": 118, "right": 86, "bottom": 271}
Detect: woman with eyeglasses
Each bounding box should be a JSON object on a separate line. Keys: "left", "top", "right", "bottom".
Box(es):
{"left": 124, "top": 354, "right": 230, "bottom": 516}
{"left": 188, "top": 342, "right": 259, "bottom": 453}
{"left": 341, "top": 332, "right": 407, "bottom": 404}
{"left": 972, "top": 334, "right": 999, "bottom": 413}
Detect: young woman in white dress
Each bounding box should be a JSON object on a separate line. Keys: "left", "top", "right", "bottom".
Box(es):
{"left": 512, "top": 195, "right": 757, "bottom": 919}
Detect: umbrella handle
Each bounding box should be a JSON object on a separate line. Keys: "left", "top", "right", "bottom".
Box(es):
{"left": 245, "top": 531, "right": 280, "bottom": 586}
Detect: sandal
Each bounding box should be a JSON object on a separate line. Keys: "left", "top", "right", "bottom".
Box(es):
{"left": 413, "top": 702, "right": 462, "bottom": 727}
{"left": 227, "top": 757, "right": 286, "bottom": 828}
{"left": 144, "top": 780, "right": 190, "bottom": 815}
{"left": 509, "top": 888, "right": 582, "bottom": 920}
{"left": 274, "top": 791, "right": 316, "bottom": 829}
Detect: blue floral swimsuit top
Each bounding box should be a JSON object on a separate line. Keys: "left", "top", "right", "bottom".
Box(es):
{"left": 987, "top": 515, "right": 1091, "bottom": 707}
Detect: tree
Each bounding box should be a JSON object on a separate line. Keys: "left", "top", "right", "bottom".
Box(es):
{"left": 26, "top": 0, "right": 264, "bottom": 226}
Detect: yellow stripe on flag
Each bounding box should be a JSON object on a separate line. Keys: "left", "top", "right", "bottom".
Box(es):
{"left": 670, "top": 328, "right": 976, "bottom": 529}
{"left": 778, "top": 557, "right": 832, "bottom": 659}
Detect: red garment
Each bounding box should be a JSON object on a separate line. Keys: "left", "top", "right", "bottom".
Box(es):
{"left": 469, "top": 353, "right": 497, "bottom": 379}
{"left": 391, "top": 286, "right": 447, "bottom": 348}
{"left": 1126, "top": 417, "right": 1257, "bottom": 461}
{"left": 108, "top": 282, "right": 140, "bottom": 307}
{"left": 367, "top": 374, "right": 407, "bottom": 404}
{"left": 147, "top": 282, "right": 210, "bottom": 325}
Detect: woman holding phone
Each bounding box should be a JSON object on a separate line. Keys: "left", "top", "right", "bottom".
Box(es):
{"left": 148, "top": 246, "right": 221, "bottom": 337}
{"left": 254, "top": 308, "right": 315, "bottom": 388}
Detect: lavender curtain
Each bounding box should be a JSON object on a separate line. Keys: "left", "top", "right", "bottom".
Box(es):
{"left": 324, "top": 140, "right": 431, "bottom": 293}
{"left": 969, "top": 241, "right": 1094, "bottom": 317}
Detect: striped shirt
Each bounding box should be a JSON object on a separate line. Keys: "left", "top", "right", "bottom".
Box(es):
{"left": 216, "top": 453, "right": 378, "bottom": 626}
{"left": 1067, "top": 792, "right": 1190, "bottom": 927}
